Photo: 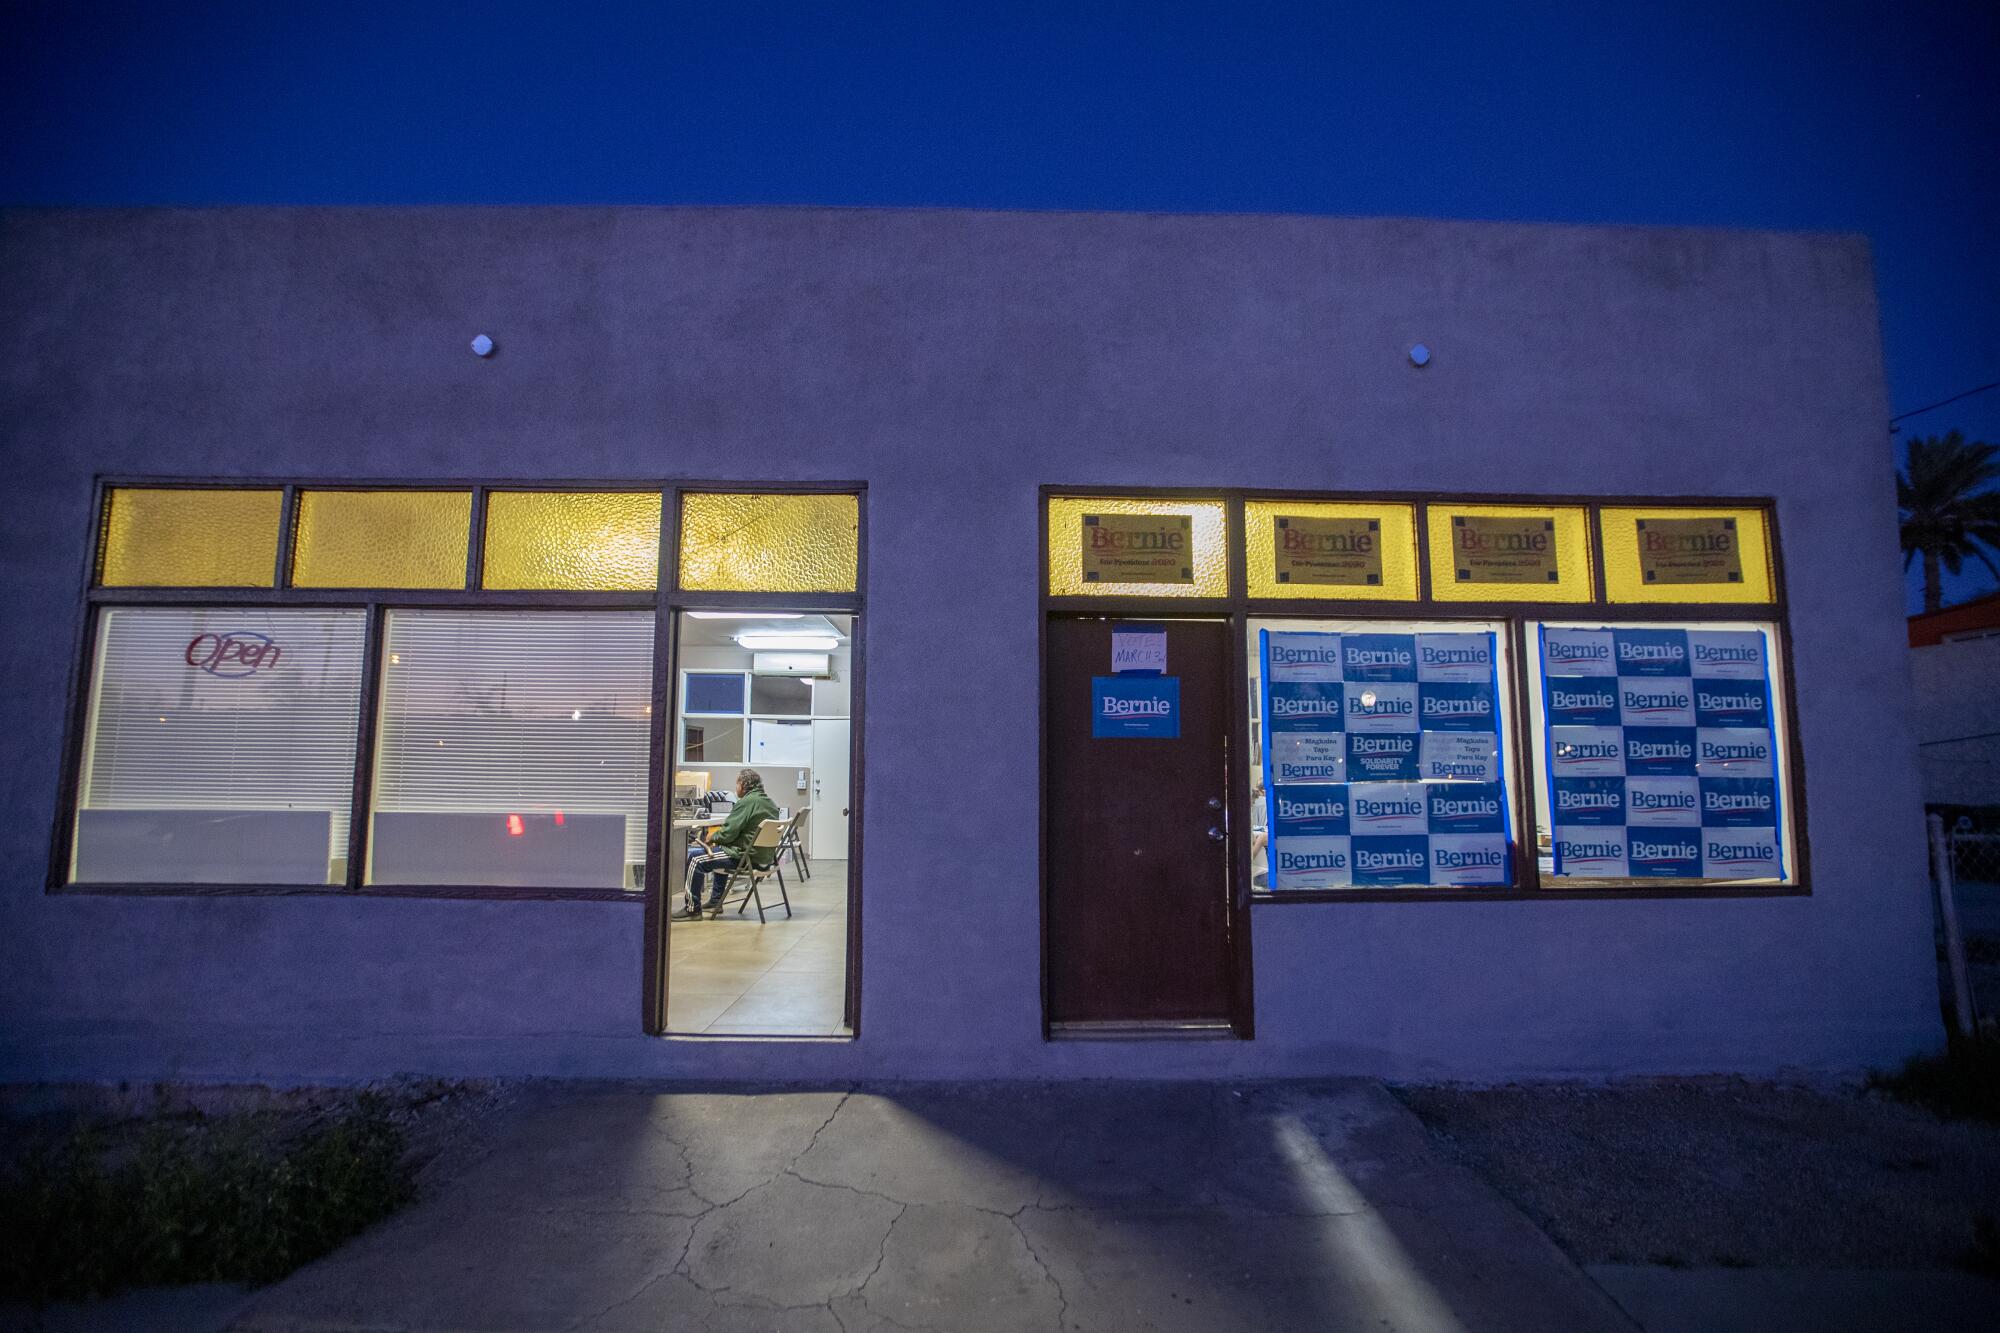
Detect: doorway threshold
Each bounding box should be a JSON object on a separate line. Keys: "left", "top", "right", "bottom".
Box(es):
{"left": 1048, "top": 1019, "right": 1237, "bottom": 1041}
{"left": 660, "top": 1031, "right": 854, "bottom": 1043}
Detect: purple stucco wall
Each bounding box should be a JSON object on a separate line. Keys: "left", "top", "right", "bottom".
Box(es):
{"left": 0, "top": 207, "right": 1940, "bottom": 1082}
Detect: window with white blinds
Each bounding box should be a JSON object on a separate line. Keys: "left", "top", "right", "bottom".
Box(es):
{"left": 368, "top": 610, "right": 654, "bottom": 888}
{"left": 72, "top": 607, "right": 366, "bottom": 884}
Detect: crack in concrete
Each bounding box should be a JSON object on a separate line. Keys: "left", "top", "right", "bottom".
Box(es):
{"left": 837, "top": 1198, "right": 911, "bottom": 1330}
{"left": 649, "top": 1086, "right": 864, "bottom": 1295}
{"left": 800, "top": 1086, "right": 857, "bottom": 1161}
{"left": 515, "top": 1203, "right": 710, "bottom": 1219}
{"left": 858, "top": 1204, "right": 908, "bottom": 1294}
{"left": 1006, "top": 1212, "right": 1073, "bottom": 1332}
{"left": 634, "top": 1090, "right": 928, "bottom": 1329}
{"left": 566, "top": 1265, "right": 677, "bottom": 1332}
{"left": 655, "top": 1118, "right": 705, "bottom": 1202}
{"left": 784, "top": 1165, "right": 907, "bottom": 1209}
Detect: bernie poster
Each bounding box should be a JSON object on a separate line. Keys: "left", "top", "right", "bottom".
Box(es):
{"left": 1540, "top": 626, "right": 1783, "bottom": 881}
{"left": 1260, "top": 629, "right": 1512, "bottom": 890}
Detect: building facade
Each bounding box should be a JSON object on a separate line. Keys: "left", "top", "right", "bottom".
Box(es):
{"left": 0, "top": 207, "right": 1941, "bottom": 1082}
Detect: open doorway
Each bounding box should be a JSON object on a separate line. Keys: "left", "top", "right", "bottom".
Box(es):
{"left": 664, "top": 610, "right": 854, "bottom": 1036}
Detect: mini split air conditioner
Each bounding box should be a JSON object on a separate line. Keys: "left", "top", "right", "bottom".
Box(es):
{"left": 752, "top": 652, "right": 831, "bottom": 677}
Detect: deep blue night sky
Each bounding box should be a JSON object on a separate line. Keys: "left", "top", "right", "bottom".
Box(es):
{"left": 4, "top": 1, "right": 1995, "bottom": 608}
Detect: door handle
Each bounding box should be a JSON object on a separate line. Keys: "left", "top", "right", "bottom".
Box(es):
{"left": 1207, "top": 827, "right": 1226, "bottom": 842}
{"left": 1206, "top": 797, "right": 1222, "bottom": 810}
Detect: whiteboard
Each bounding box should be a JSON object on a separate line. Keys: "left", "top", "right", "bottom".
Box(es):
{"left": 748, "top": 720, "right": 812, "bottom": 767}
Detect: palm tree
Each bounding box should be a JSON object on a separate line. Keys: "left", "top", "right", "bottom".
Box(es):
{"left": 1898, "top": 430, "right": 2000, "bottom": 613}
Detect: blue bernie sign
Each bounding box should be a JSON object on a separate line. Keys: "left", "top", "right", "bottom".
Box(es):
{"left": 1092, "top": 675, "right": 1180, "bottom": 738}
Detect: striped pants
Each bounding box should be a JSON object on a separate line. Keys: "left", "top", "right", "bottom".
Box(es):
{"left": 684, "top": 849, "right": 739, "bottom": 911}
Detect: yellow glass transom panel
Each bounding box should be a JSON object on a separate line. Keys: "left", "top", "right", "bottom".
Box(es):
{"left": 1600, "top": 506, "right": 1774, "bottom": 603}
{"left": 1046, "top": 496, "right": 1229, "bottom": 598}
{"left": 482, "top": 491, "right": 662, "bottom": 590}
{"left": 292, "top": 490, "right": 472, "bottom": 589}
{"left": 1426, "top": 503, "right": 1593, "bottom": 603}
{"left": 1245, "top": 500, "right": 1419, "bottom": 600}
{"left": 99, "top": 488, "right": 282, "bottom": 587}
{"left": 678, "top": 492, "right": 859, "bottom": 593}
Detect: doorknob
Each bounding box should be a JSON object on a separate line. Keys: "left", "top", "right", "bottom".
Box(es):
{"left": 1207, "top": 827, "right": 1226, "bottom": 842}
{"left": 1206, "top": 797, "right": 1222, "bottom": 810}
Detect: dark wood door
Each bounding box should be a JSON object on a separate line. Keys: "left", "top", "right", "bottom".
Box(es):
{"left": 1045, "top": 617, "right": 1235, "bottom": 1026}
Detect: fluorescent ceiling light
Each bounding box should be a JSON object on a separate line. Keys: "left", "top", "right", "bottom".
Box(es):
{"left": 686, "top": 611, "right": 803, "bottom": 620}
{"left": 735, "top": 633, "right": 840, "bottom": 650}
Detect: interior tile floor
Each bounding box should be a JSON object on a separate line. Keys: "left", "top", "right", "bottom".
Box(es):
{"left": 665, "top": 858, "right": 849, "bottom": 1036}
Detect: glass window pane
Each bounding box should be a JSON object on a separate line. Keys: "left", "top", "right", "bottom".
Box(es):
{"left": 1250, "top": 617, "right": 1518, "bottom": 891}
{"left": 678, "top": 492, "right": 859, "bottom": 593}
{"left": 293, "top": 490, "right": 471, "bottom": 589}
{"left": 1245, "top": 500, "right": 1419, "bottom": 600}
{"left": 749, "top": 675, "right": 812, "bottom": 716}
{"left": 1046, "top": 496, "right": 1229, "bottom": 598}
{"left": 682, "top": 717, "right": 744, "bottom": 764}
{"left": 1527, "top": 620, "right": 1793, "bottom": 886}
{"left": 684, "top": 672, "right": 746, "bottom": 714}
{"left": 482, "top": 491, "right": 662, "bottom": 591}
{"left": 1425, "top": 503, "right": 1594, "bottom": 603}
{"left": 368, "top": 610, "right": 652, "bottom": 889}
{"left": 1600, "top": 506, "right": 1775, "bottom": 603}
{"left": 99, "top": 488, "right": 281, "bottom": 588}
{"left": 71, "top": 607, "right": 365, "bottom": 884}
{"left": 749, "top": 718, "right": 812, "bottom": 765}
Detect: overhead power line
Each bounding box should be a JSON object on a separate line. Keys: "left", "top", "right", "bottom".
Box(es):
{"left": 1890, "top": 379, "right": 2000, "bottom": 428}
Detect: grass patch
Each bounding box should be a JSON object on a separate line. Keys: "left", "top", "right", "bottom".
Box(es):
{"left": 1870, "top": 1032, "right": 2000, "bottom": 1122}
{"left": 0, "top": 1094, "right": 413, "bottom": 1305}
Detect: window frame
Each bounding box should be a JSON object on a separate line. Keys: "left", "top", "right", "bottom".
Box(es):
{"left": 50, "top": 476, "right": 868, "bottom": 908}
{"left": 1040, "top": 486, "right": 1808, "bottom": 912}
{"left": 1524, "top": 615, "right": 1799, "bottom": 892}
{"left": 1249, "top": 613, "right": 1527, "bottom": 894}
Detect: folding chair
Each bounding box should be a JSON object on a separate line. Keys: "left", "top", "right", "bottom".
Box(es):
{"left": 777, "top": 807, "right": 811, "bottom": 880}
{"left": 716, "top": 820, "right": 792, "bottom": 922}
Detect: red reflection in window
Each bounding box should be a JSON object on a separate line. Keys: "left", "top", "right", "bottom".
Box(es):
{"left": 507, "top": 814, "right": 524, "bottom": 836}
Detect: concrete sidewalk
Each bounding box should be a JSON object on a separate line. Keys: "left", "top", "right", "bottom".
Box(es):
{"left": 228, "top": 1080, "right": 1638, "bottom": 1332}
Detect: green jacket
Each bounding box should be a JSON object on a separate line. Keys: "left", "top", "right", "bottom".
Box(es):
{"left": 711, "top": 787, "right": 780, "bottom": 868}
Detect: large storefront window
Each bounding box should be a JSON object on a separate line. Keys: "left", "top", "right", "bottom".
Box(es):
{"left": 63, "top": 481, "right": 866, "bottom": 1040}
{"left": 71, "top": 607, "right": 365, "bottom": 884}
{"left": 1251, "top": 618, "right": 1519, "bottom": 891}
{"left": 367, "top": 610, "right": 654, "bottom": 889}
{"left": 1526, "top": 620, "right": 1795, "bottom": 885}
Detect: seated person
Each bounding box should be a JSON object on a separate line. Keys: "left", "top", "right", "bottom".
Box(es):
{"left": 676, "top": 769, "right": 780, "bottom": 919}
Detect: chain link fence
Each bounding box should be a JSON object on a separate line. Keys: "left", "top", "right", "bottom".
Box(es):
{"left": 1927, "top": 808, "right": 1999, "bottom": 1034}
